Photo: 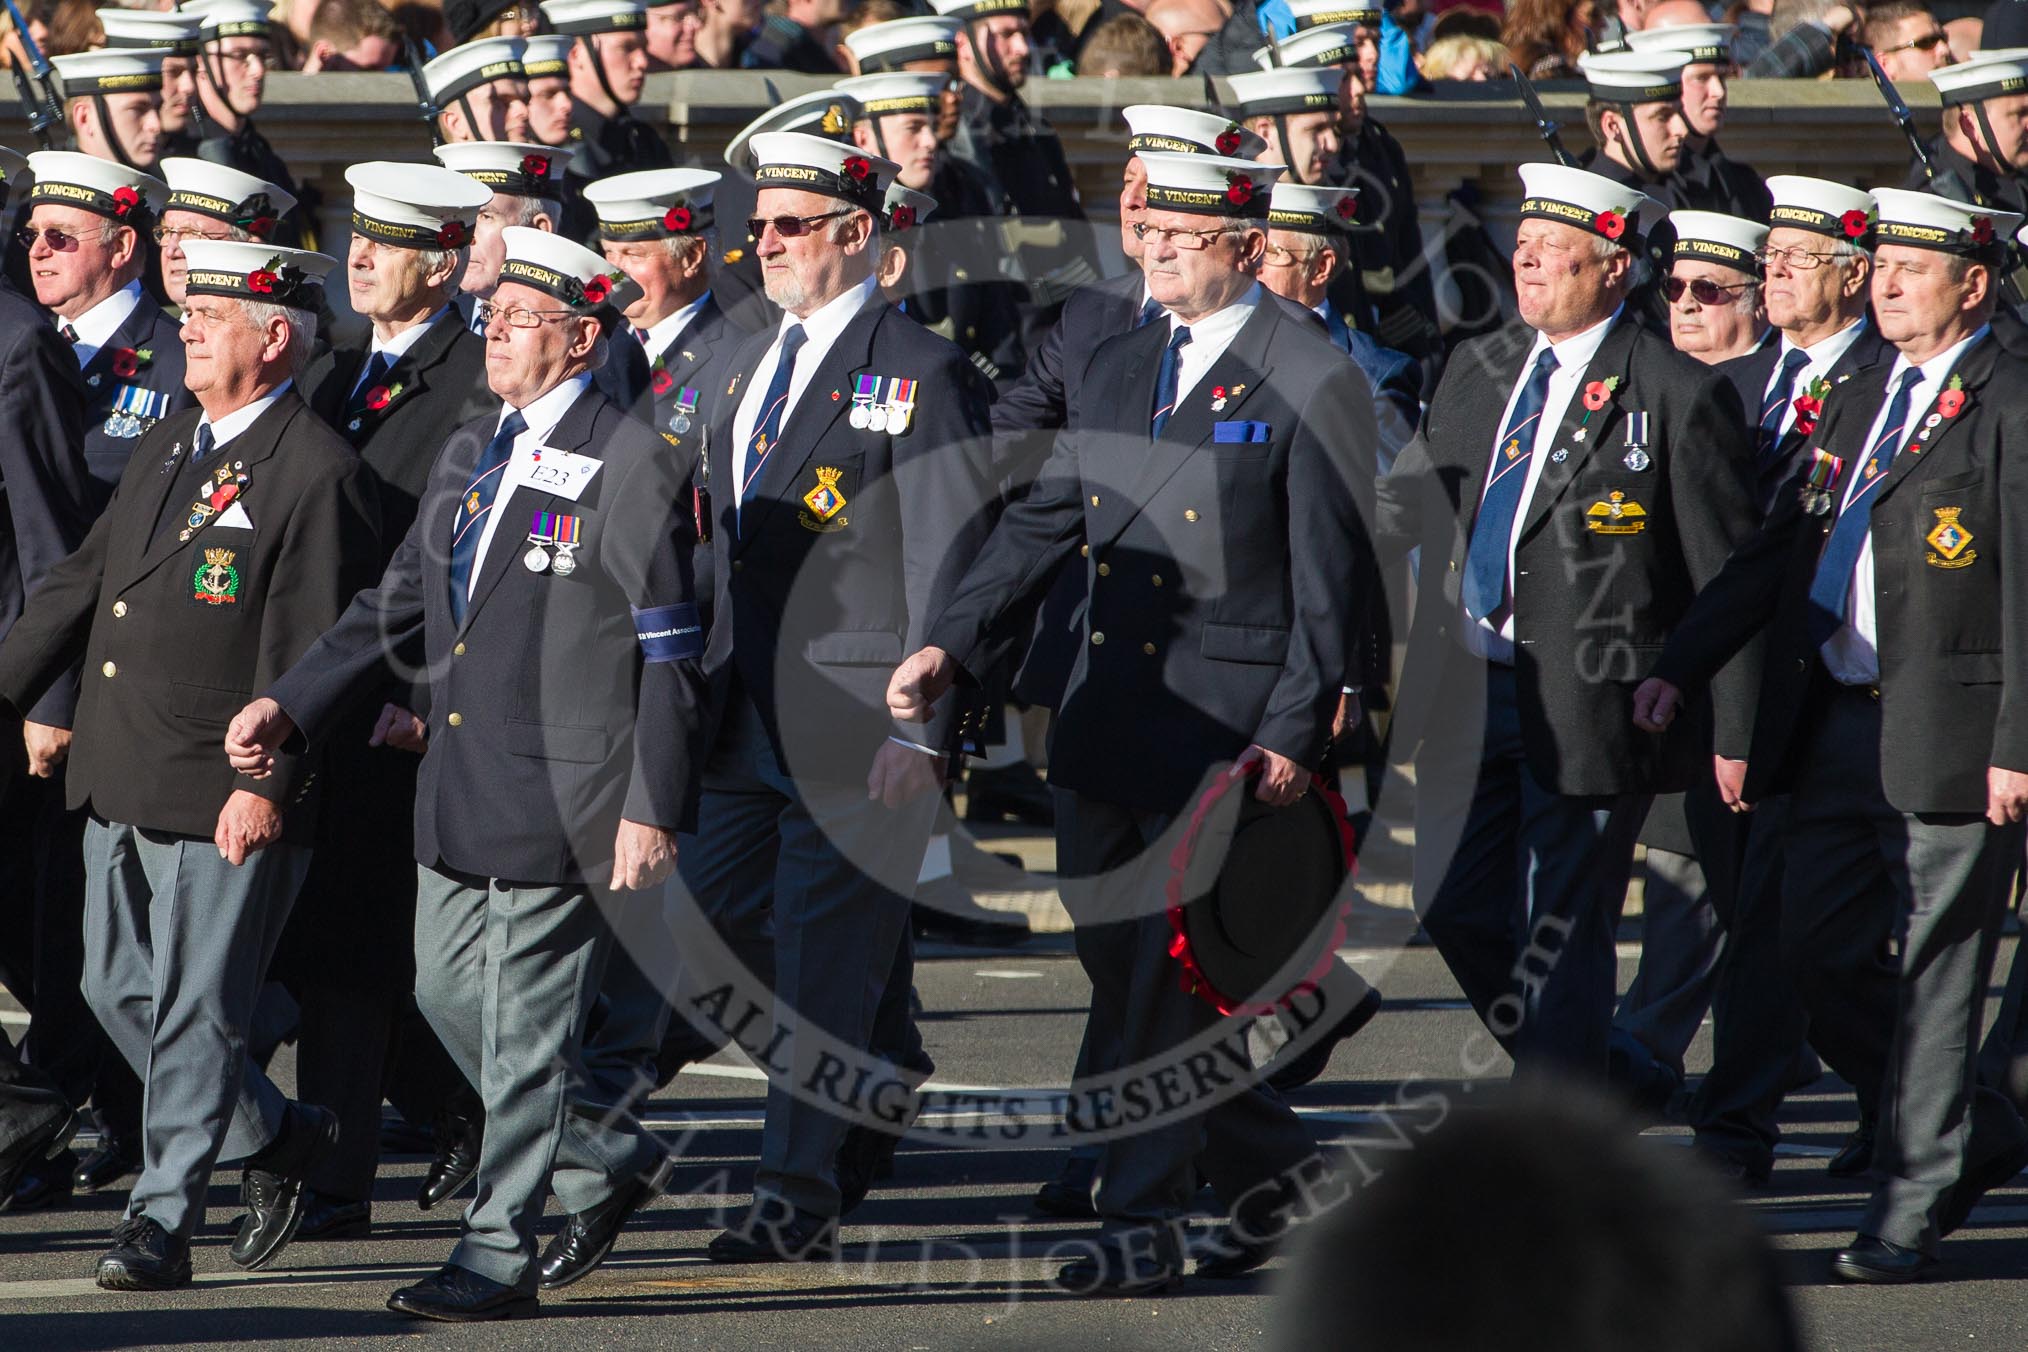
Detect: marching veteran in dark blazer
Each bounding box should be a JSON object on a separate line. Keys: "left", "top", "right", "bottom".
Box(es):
{"left": 227, "top": 227, "right": 707, "bottom": 1321}
{"left": 889, "top": 150, "right": 1379, "bottom": 1294}
{"left": 1374, "top": 161, "right": 1762, "bottom": 1080}
{"left": 1636, "top": 188, "right": 2028, "bottom": 1286}
{"left": 683, "top": 131, "right": 995, "bottom": 1267}
{"left": 23, "top": 153, "right": 187, "bottom": 500}
{"left": 0, "top": 240, "right": 379, "bottom": 1292}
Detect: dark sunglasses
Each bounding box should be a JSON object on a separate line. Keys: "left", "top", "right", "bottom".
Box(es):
{"left": 1878, "top": 31, "right": 1948, "bottom": 56}
{"left": 1663, "top": 274, "right": 1757, "bottom": 305}
{"left": 15, "top": 225, "right": 92, "bottom": 252}
{"left": 746, "top": 208, "right": 853, "bottom": 241}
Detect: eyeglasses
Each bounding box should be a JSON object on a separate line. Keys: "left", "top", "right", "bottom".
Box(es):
{"left": 476, "top": 300, "right": 581, "bottom": 328}
{"left": 1756, "top": 245, "right": 1840, "bottom": 271}
{"left": 15, "top": 225, "right": 100, "bottom": 252}
{"left": 1262, "top": 242, "right": 1321, "bottom": 267}
{"left": 154, "top": 224, "right": 233, "bottom": 245}
{"left": 210, "top": 48, "right": 269, "bottom": 71}
{"left": 1663, "top": 274, "right": 1757, "bottom": 305}
{"left": 1878, "top": 30, "right": 1949, "bottom": 56}
{"left": 746, "top": 209, "right": 854, "bottom": 241}
{"left": 1132, "top": 222, "right": 1237, "bottom": 251}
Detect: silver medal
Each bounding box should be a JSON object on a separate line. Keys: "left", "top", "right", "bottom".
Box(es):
{"left": 1551, "top": 448, "right": 1568, "bottom": 463}
{"left": 867, "top": 405, "right": 890, "bottom": 433}
{"left": 551, "top": 545, "right": 577, "bottom": 577}
{"left": 671, "top": 413, "right": 692, "bottom": 434}
{"left": 1623, "top": 447, "right": 1650, "bottom": 472}
{"left": 848, "top": 404, "right": 870, "bottom": 430}
{"left": 523, "top": 544, "right": 550, "bottom": 573}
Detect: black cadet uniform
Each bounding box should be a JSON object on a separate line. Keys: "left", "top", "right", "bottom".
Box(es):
{"left": 1670, "top": 139, "right": 1775, "bottom": 223}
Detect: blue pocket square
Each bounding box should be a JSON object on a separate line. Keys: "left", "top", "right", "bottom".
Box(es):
{"left": 1213, "top": 420, "right": 1271, "bottom": 443}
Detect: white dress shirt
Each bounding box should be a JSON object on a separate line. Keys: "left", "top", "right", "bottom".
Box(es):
{"left": 465, "top": 373, "right": 593, "bottom": 600}
{"left": 1460, "top": 307, "right": 1621, "bottom": 663}
{"left": 1820, "top": 325, "right": 1987, "bottom": 685}
{"left": 1763, "top": 318, "right": 1868, "bottom": 441}
{"left": 732, "top": 273, "right": 876, "bottom": 524}
{"left": 65, "top": 281, "right": 144, "bottom": 371}
{"left": 639, "top": 291, "right": 710, "bottom": 364}
{"left": 1160, "top": 282, "right": 1262, "bottom": 406}
{"left": 348, "top": 307, "right": 447, "bottom": 399}
{"left": 197, "top": 381, "right": 291, "bottom": 452}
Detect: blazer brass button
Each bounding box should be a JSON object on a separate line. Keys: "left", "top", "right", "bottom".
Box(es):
{"left": 1142, "top": 642, "right": 1157, "bottom": 655}
{"left": 1091, "top": 632, "right": 1105, "bottom": 645}
{"left": 1080, "top": 544, "right": 1090, "bottom": 557}
{"left": 1096, "top": 563, "right": 1110, "bottom": 577}
{"left": 1184, "top": 509, "right": 1200, "bottom": 522}
{"left": 101, "top": 661, "right": 116, "bottom": 678}
{"left": 1091, "top": 494, "right": 1101, "bottom": 506}
{"left": 112, "top": 600, "right": 127, "bottom": 618}
{"left": 454, "top": 642, "right": 466, "bottom": 656}
{"left": 1150, "top": 574, "right": 1162, "bottom": 587}
{"left": 447, "top": 712, "right": 464, "bottom": 727}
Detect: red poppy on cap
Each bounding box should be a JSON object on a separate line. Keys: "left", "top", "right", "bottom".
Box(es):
{"left": 581, "top": 273, "right": 611, "bottom": 305}
{"left": 1215, "top": 127, "right": 1242, "bottom": 155}
{"left": 247, "top": 269, "right": 276, "bottom": 294}
{"left": 521, "top": 153, "right": 551, "bottom": 179}
{"left": 438, "top": 220, "right": 470, "bottom": 248}
{"left": 247, "top": 215, "right": 276, "bottom": 239}
{"left": 1225, "top": 174, "right": 1255, "bottom": 207}
{"left": 1841, "top": 209, "right": 1869, "bottom": 239}
{"left": 843, "top": 155, "right": 871, "bottom": 181}
{"left": 1334, "top": 196, "right": 1357, "bottom": 222}
{"left": 111, "top": 185, "right": 139, "bottom": 217}
{"left": 1595, "top": 209, "right": 1626, "bottom": 240}
{"left": 663, "top": 204, "right": 692, "bottom": 232}
{"left": 890, "top": 203, "right": 917, "bottom": 232}
{"left": 1972, "top": 216, "right": 1996, "bottom": 246}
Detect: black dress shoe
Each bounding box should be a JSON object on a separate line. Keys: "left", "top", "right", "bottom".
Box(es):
{"left": 8, "top": 1149, "right": 77, "bottom": 1211}
{"left": 706, "top": 1204, "right": 839, "bottom": 1264}
{"left": 419, "top": 1107, "right": 484, "bottom": 1212}
{"left": 1827, "top": 1115, "right": 1877, "bottom": 1179}
{"left": 387, "top": 1264, "right": 539, "bottom": 1322}
{"left": 963, "top": 762, "right": 1055, "bottom": 826}
{"left": 1033, "top": 1176, "right": 1098, "bottom": 1219}
{"left": 73, "top": 1139, "right": 141, "bottom": 1193}
{"left": 836, "top": 1125, "right": 905, "bottom": 1218}
{"left": 1194, "top": 1215, "right": 1293, "bottom": 1280}
{"left": 96, "top": 1214, "right": 192, "bottom": 1291}
{"left": 1937, "top": 1137, "right": 2028, "bottom": 1237}
{"left": 538, "top": 1154, "right": 676, "bottom": 1290}
{"left": 1697, "top": 1149, "right": 1773, "bottom": 1189}
{"left": 1832, "top": 1235, "right": 1935, "bottom": 1284}
{"left": 1053, "top": 1233, "right": 1185, "bottom": 1295}
{"left": 0, "top": 1107, "right": 76, "bottom": 1204}
{"left": 295, "top": 1189, "right": 373, "bottom": 1241}
{"left": 1263, "top": 989, "right": 1384, "bottom": 1093}
{"left": 229, "top": 1104, "right": 337, "bottom": 1271}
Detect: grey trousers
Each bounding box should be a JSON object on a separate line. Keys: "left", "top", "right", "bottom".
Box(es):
{"left": 1615, "top": 845, "right": 1725, "bottom": 1078}
{"left": 675, "top": 690, "right": 934, "bottom": 1218}
{"left": 412, "top": 865, "right": 662, "bottom": 1290}
{"left": 1787, "top": 688, "right": 2026, "bottom": 1253}
{"left": 81, "top": 818, "right": 308, "bottom": 1240}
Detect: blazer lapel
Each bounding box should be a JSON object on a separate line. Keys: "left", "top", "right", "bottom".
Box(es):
{"left": 79, "top": 303, "right": 154, "bottom": 393}
{"left": 1519, "top": 317, "right": 1640, "bottom": 541}
{"left": 1093, "top": 302, "right": 1275, "bottom": 552}
{"left": 459, "top": 385, "right": 605, "bottom": 631}
{"left": 121, "top": 396, "right": 297, "bottom": 589}
{"left": 738, "top": 299, "right": 880, "bottom": 544}
{"left": 1874, "top": 334, "right": 1996, "bottom": 505}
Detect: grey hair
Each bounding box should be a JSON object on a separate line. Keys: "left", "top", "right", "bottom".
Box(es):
{"left": 1827, "top": 238, "right": 1867, "bottom": 273}
{"left": 239, "top": 298, "right": 317, "bottom": 379}
{"left": 1588, "top": 233, "right": 1628, "bottom": 262}
{"left": 515, "top": 196, "right": 563, "bottom": 230}
{"left": 660, "top": 228, "right": 719, "bottom": 265}
{"left": 410, "top": 245, "right": 465, "bottom": 302}
{"left": 827, "top": 209, "right": 879, "bottom": 248}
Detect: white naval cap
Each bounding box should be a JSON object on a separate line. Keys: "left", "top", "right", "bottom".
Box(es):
{"left": 50, "top": 48, "right": 164, "bottom": 97}
{"left": 581, "top": 166, "right": 721, "bottom": 238}
{"left": 1286, "top": 0, "right": 1380, "bottom": 29}
{"left": 1578, "top": 49, "right": 1687, "bottom": 102}
{"left": 498, "top": 225, "right": 641, "bottom": 310}
{"left": 25, "top": 149, "right": 165, "bottom": 222}
{"left": 1139, "top": 150, "right": 1285, "bottom": 219}
{"left": 1517, "top": 161, "right": 1654, "bottom": 244}
{"left": 1267, "top": 181, "right": 1359, "bottom": 235}
{"left": 1668, "top": 209, "right": 1768, "bottom": 274}
{"left": 844, "top": 16, "right": 962, "bottom": 72}
{"left": 835, "top": 72, "right": 950, "bottom": 119}
{"left": 1870, "top": 186, "right": 2022, "bottom": 256}
{"left": 724, "top": 89, "right": 862, "bottom": 174}
{"left": 181, "top": 240, "right": 336, "bottom": 311}
{"left": 162, "top": 157, "right": 295, "bottom": 238}
{"left": 1930, "top": 47, "right": 2028, "bottom": 105}
{"left": 423, "top": 36, "right": 526, "bottom": 105}
{"left": 1122, "top": 105, "right": 1266, "bottom": 159}
{"left": 180, "top": 0, "right": 276, "bottom": 41}
{"left": 95, "top": 9, "right": 203, "bottom": 55}
{"left": 885, "top": 182, "right": 937, "bottom": 233}
{"left": 1252, "top": 21, "right": 1360, "bottom": 70}
{"left": 520, "top": 34, "right": 574, "bottom": 79}
{"left": 1765, "top": 175, "right": 1876, "bottom": 244}
{"left": 748, "top": 130, "right": 898, "bottom": 212}
{"left": 1623, "top": 22, "right": 1735, "bottom": 65}
{"left": 1225, "top": 66, "right": 1338, "bottom": 119}
{"left": 344, "top": 161, "right": 491, "bottom": 249}
{"left": 433, "top": 141, "right": 567, "bottom": 200}
{"left": 539, "top": 0, "right": 648, "bottom": 35}
{"left": 927, "top": 0, "right": 1030, "bottom": 21}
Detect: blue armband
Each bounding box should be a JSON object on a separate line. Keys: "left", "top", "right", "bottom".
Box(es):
{"left": 632, "top": 603, "right": 704, "bottom": 662}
